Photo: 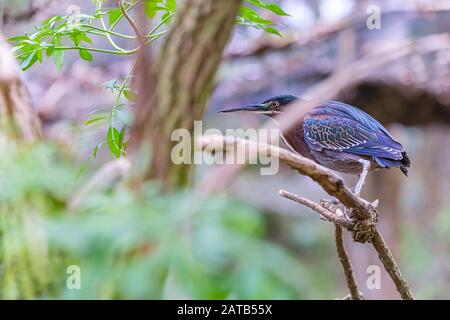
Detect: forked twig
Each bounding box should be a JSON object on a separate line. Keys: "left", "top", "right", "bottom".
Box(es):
{"left": 279, "top": 190, "right": 362, "bottom": 299}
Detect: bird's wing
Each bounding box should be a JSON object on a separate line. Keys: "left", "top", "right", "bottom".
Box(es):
{"left": 303, "top": 101, "right": 404, "bottom": 161}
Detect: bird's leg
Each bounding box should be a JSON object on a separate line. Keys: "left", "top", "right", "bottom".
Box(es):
{"left": 354, "top": 159, "right": 371, "bottom": 196}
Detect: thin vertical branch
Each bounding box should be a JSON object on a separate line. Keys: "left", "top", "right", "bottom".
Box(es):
{"left": 117, "top": 0, "right": 144, "bottom": 43}
{"left": 334, "top": 225, "right": 362, "bottom": 300}
{"left": 279, "top": 190, "right": 362, "bottom": 299}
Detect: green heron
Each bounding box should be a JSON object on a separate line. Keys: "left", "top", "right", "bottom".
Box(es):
{"left": 219, "top": 95, "right": 411, "bottom": 195}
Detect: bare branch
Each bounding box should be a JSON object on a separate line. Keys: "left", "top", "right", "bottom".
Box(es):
{"left": 200, "top": 134, "right": 373, "bottom": 220}
{"left": 371, "top": 230, "right": 415, "bottom": 300}
{"left": 278, "top": 190, "right": 351, "bottom": 228}
{"left": 278, "top": 189, "right": 361, "bottom": 299}
{"left": 199, "top": 134, "right": 414, "bottom": 300}
{"left": 334, "top": 225, "right": 362, "bottom": 300}
{"left": 117, "top": 0, "right": 144, "bottom": 43}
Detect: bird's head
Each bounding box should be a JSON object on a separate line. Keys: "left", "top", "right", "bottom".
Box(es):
{"left": 219, "top": 95, "right": 299, "bottom": 116}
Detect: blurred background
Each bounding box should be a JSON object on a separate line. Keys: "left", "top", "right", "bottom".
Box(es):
{"left": 1, "top": 0, "right": 450, "bottom": 299}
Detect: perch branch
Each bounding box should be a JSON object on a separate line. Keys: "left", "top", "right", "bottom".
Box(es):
{"left": 200, "top": 134, "right": 373, "bottom": 220}
{"left": 199, "top": 134, "right": 414, "bottom": 300}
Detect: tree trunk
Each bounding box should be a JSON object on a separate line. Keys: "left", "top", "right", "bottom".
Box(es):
{"left": 0, "top": 34, "right": 45, "bottom": 299}
{"left": 0, "top": 34, "right": 42, "bottom": 142}
{"left": 131, "top": 0, "right": 242, "bottom": 189}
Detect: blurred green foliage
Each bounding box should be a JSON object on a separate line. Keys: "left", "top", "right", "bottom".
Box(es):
{"left": 0, "top": 142, "right": 323, "bottom": 299}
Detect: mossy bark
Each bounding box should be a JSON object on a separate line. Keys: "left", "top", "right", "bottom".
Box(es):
{"left": 0, "top": 34, "right": 45, "bottom": 299}
{"left": 132, "top": 0, "right": 242, "bottom": 189}
{"left": 0, "top": 34, "right": 42, "bottom": 142}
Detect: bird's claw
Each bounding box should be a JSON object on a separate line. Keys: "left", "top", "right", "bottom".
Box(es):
{"left": 370, "top": 199, "right": 379, "bottom": 209}
{"left": 343, "top": 208, "right": 351, "bottom": 220}
{"left": 320, "top": 199, "right": 348, "bottom": 219}
{"left": 320, "top": 198, "right": 340, "bottom": 207}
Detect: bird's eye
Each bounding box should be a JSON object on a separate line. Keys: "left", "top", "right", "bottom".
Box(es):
{"left": 271, "top": 101, "right": 279, "bottom": 108}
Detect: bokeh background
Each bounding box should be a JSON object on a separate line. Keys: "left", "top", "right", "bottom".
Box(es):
{"left": 1, "top": 0, "right": 450, "bottom": 299}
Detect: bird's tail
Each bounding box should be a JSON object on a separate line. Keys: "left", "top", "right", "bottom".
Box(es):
{"left": 399, "top": 151, "right": 411, "bottom": 176}
{"left": 376, "top": 151, "right": 411, "bottom": 176}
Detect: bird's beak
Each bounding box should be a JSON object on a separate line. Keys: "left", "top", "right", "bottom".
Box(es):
{"left": 218, "top": 103, "right": 268, "bottom": 114}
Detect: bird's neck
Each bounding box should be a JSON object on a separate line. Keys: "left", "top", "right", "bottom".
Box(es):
{"left": 277, "top": 114, "right": 317, "bottom": 161}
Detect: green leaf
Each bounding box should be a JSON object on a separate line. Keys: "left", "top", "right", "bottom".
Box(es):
{"left": 12, "top": 44, "right": 25, "bottom": 53}
{"left": 119, "top": 126, "right": 126, "bottom": 150}
{"left": 264, "top": 27, "right": 282, "bottom": 37}
{"left": 84, "top": 116, "right": 106, "bottom": 125}
{"left": 237, "top": 8, "right": 283, "bottom": 37}
{"left": 239, "top": 7, "right": 272, "bottom": 25}
{"left": 53, "top": 50, "right": 64, "bottom": 71}
{"left": 81, "top": 33, "right": 93, "bottom": 45}
{"left": 21, "top": 39, "right": 40, "bottom": 46}
{"left": 166, "top": 0, "right": 176, "bottom": 12}
{"left": 36, "top": 50, "right": 43, "bottom": 63}
{"left": 7, "top": 35, "right": 29, "bottom": 42}
{"left": 238, "top": 2, "right": 288, "bottom": 36}
{"left": 107, "top": 127, "right": 122, "bottom": 158}
{"left": 79, "top": 48, "right": 93, "bottom": 62}
{"left": 145, "top": 0, "right": 163, "bottom": 18}
{"left": 161, "top": 12, "right": 172, "bottom": 25}
{"left": 107, "top": 7, "right": 123, "bottom": 26}
{"left": 70, "top": 31, "right": 82, "bottom": 46}
{"left": 93, "top": 143, "right": 101, "bottom": 158}
{"left": 45, "top": 46, "right": 55, "bottom": 57}
{"left": 123, "top": 90, "right": 136, "bottom": 101}
{"left": 52, "top": 36, "right": 64, "bottom": 70}
{"left": 20, "top": 52, "right": 38, "bottom": 70}
{"left": 44, "top": 15, "right": 63, "bottom": 29}
{"left": 247, "top": 0, "right": 290, "bottom": 16}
